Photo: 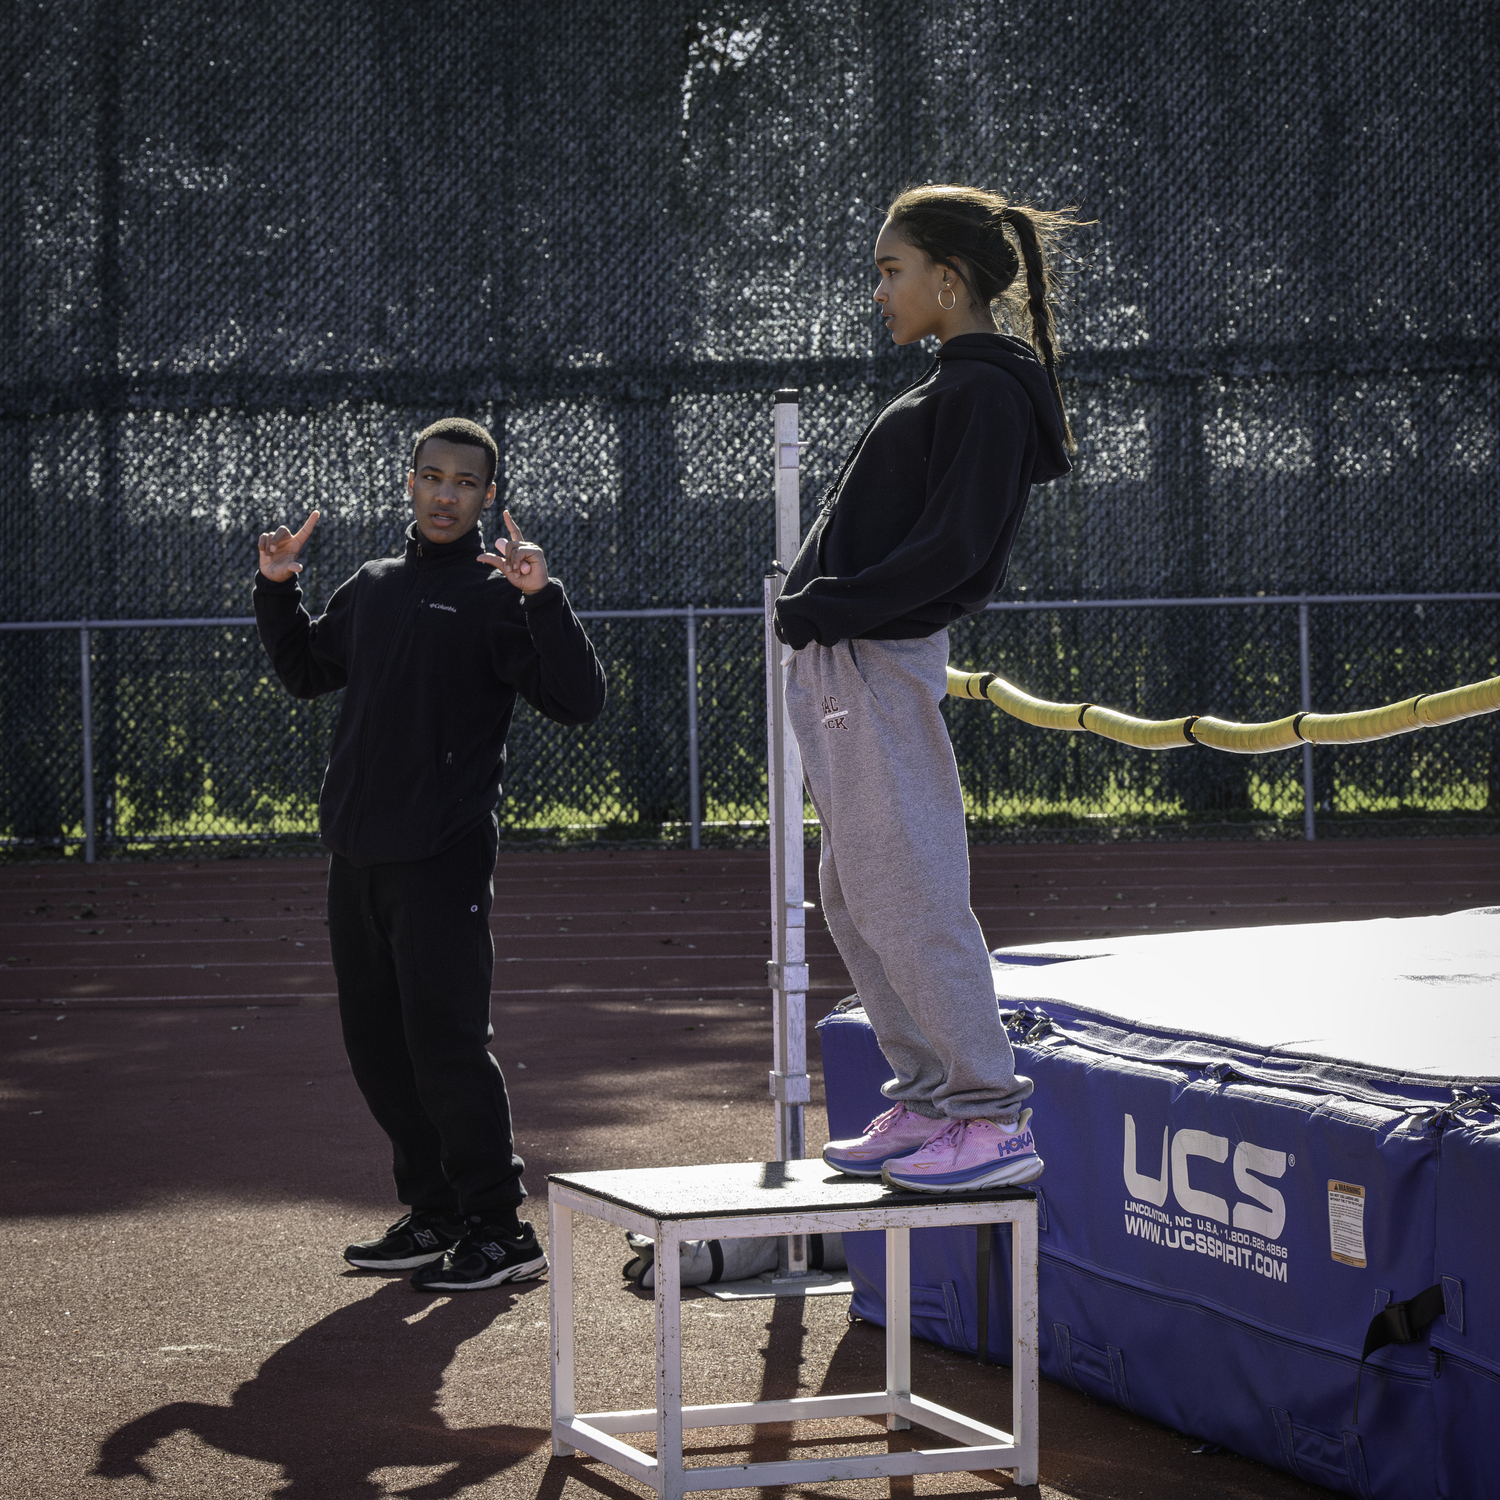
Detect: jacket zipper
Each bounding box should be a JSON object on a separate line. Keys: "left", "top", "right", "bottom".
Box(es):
{"left": 345, "top": 557, "right": 425, "bottom": 849}
{"left": 811, "top": 359, "right": 938, "bottom": 573}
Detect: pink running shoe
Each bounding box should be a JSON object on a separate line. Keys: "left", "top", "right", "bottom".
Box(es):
{"left": 822, "top": 1103, "right": 943, "bottom": 1178}
{"left": 880, "top": 1110, "right": 1043, "bottom": 1192}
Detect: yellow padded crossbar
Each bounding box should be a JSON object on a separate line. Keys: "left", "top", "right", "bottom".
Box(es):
{"left": 1189, "top": 715, "right": 1304, "bottom": 754}
{"left": 949, "top": 669, "right": 1089, "bottom": 732}
{"left": 946, "top": 666, "right": 1500, "bottom": 754}
{"left": 1297, "top": 697, "right": 1425, "bottom": 746}
{"left": 1080, "top": 705, "right": 1196, "bottom": 750}
{"left": 1416, "top": 676, "right": 1500, "bottom": 725}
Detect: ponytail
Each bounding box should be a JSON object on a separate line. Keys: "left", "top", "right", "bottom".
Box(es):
{"left": 888, "top": 185, "right": 1087, "bottom": 451}
{"left": 1000, "top": 207, "right": 1070, "bottom": 449}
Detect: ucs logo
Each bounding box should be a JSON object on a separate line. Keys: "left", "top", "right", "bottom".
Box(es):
{"left": 1124, "top": 1114, "right": 1288, "bottom": 1240}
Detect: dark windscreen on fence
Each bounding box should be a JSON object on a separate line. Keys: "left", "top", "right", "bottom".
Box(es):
{"left": 2, "top": 1, "right": 1497, "bottom": 855}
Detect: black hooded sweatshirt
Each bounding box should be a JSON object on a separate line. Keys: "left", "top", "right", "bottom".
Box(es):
{"left": 773, "top": 332, "right": 1071, "bottom": 649}
{"left": 253, "top": 521, "right": 606, "bottom": 867}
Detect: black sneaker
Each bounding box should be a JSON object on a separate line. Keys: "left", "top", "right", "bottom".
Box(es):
{"left": 343, "top": 1211, "right": 465, "bottom": 1271}
{"left": 409, "top": 1220, "right": 548, "bottom": 1292}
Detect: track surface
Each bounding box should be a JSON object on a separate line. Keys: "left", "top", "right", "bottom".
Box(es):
{"left": 4, "top": 837, "right": 1497, "bottom": 1499}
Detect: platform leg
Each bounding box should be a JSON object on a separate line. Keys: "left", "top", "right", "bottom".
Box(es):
{"left": 1012, "top": 1210, "right": 1039, "bottom": 1486}
{"left": 885, "top": 1225, "right": 911, "bottom": 1431}
{"left": 655, "top": 1225, "right": 685, "bottom": 1499}
{"left": 549, "top": 1198, "right": 576, "bottom": 1456}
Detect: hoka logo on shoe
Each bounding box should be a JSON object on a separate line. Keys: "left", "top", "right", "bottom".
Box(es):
{"left": 998, "top": 1130, "right": 1034, "bottom": 1158}
{"left": 821, "top": 695, "right": 849, "bottom": 730}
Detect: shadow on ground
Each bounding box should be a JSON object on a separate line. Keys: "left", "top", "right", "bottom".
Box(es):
{"left": 93, "top": 1278, "right": 551, "bottom": 1498}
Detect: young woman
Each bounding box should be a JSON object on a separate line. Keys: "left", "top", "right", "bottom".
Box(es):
{"left": 774, "top": 185, "right": 1079, "bottom": 1192}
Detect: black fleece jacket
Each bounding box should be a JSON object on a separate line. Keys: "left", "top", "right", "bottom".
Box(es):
{"left": 253, "top": 521, "right": 606, "bottom": 866}
{"left": 773, "top": 333, "right": 1071, "bottom": 649}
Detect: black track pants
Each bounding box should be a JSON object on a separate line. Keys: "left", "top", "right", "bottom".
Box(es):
{"left": 326, "top": 822, "right": 525, "bottom": 1216}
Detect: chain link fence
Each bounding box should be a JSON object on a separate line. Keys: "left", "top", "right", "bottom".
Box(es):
{"left": 5, "top": 592, "right": 1497, "bottom": 859}
{"left": 2, "top": 1, "right": 1496, "bottom": 858}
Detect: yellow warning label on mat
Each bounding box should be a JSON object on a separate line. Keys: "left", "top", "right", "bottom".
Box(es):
{"left": 1328, "top": 1180, "right": 1367, "bottom": 1267}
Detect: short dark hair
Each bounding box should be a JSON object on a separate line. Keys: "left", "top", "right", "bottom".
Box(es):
{"left": 410, "top": 417, "right": 498, "bottom": 486}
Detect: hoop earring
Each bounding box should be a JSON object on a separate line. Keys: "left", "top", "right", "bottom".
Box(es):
{"left": 937, "top": 284, "right": 957, "bottom": 312}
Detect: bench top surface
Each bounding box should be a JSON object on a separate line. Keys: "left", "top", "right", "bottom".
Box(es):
{"left": 547, "top": 1158, "right": 1036, "bottom": 1221}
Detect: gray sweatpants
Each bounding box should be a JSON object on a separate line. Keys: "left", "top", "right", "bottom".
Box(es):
{"left": 786, "top": 631, "right": 1032, "bottom": 1121}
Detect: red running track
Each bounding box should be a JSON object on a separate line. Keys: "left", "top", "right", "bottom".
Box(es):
{"left": 3, "top": 838, "right": 1497, "bottom": 1500}
{"left": 5, "top": 838, "right": 1495, "bottom": 1012}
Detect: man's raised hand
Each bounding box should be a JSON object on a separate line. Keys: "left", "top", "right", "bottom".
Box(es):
{"left": 479, "top": 509, "right": 550, "bottom": 594}
{"left": 258, "top": 511, "right": 320, "bottom": 583}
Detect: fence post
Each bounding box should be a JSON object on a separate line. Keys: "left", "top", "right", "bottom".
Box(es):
{"left": 1298, "top": 600, "right": 1315, "bottom": 841}
{"left": 685, "top": 604, "right": 701, "bottom": 851}
{"left": 79, "top": 626, "right": 96, "bottom": 863}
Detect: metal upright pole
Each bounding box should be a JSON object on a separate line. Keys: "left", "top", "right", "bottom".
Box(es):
{"left": 765, "top": 388, "right": 811, "bottom": 1279}
{"left": 764, "top": 574, "right": 808, "bottom": 1156}
{"left": 79, "top": 627, "right": 96, "bottom": 864}
{"left": 1298, "top": 600, "right": 1315, "bottom": 841}
{"left": 686, "top": 604, "right": 701, "bottom": 851}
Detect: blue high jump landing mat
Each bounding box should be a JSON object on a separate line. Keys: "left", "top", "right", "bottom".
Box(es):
{"left": 817, "top": 909, "right": 1500, "bottom": 1500}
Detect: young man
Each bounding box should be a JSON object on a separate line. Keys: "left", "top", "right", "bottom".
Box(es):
{"left": 254, "top": 417, "right": 606, "bottom": 1291}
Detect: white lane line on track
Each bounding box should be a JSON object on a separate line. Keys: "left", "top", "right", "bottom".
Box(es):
{"left": 490, "top": 984, "right": 849, "bottom": 995}
{"left": 1, "top": 984, "right": 849, "bottom": 1005}
{"left": 0, "top": 949, "right": 807, "bottom": 974}
{"left": 0, "top": 927, "right": 786, "bottom": 944}
{"left": 3, "top": 992, "right": 340, "bottom": 1005}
